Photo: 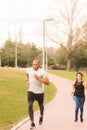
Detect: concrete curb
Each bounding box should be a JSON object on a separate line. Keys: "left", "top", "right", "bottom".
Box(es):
{"left": 10, "top": 117, "right": 29, "bottom": 130}
{"left": 10, "top": 111, "right": 39, "bottom": 130}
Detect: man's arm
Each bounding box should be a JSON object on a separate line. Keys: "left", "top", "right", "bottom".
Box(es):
{"left": 26, "top": 73, "right": 29, "bottom": 86}
{"left": 34, "top": 74, "right": 49, "bottom": 85}
{"left": 43, "top": 77, "right": 49, "bottom": 85}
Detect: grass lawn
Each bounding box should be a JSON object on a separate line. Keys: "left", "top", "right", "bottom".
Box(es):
{"left": 48, "top": 70, "right": 87, "bottom": 81}
{"left": 0, "top": 67, "right": 57, "bottom": 130}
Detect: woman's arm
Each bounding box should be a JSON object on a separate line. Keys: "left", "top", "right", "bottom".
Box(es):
{"left": 83, "top": 81, "right": 87, "bottom": 89}
{"left": 71, "top": 82, "right": 75, "bottom": 95}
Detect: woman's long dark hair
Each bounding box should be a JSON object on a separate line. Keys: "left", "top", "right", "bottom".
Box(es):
{"left": 76, "top": 72, "right": 83, "bottom": 77}
{"left": 75, "top": 72, "right": 84, "bottom": 83}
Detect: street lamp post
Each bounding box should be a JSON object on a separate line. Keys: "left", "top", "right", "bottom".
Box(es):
{"left": 43, "top": 18, "right": 54, "bottom": 71}
{"left": 14, "top": 25, "right": 18, "bottom": 68}
{"left": 46, "top": 40, "right": 48, "bottom": 72}
{"left": 0, "top": 48, "right": 2, "bottom": 67}
{"left": 0, "top": 48, "right": 1, "bottom": 67}
{"left": 43, "top": 20, "right": 45, "bottom": 70}
{"left": 15, "top": 41, "right": 17, "bottom": 68}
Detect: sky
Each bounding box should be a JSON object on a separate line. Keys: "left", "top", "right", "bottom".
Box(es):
{"left": 0, "top": 0, "right": 87, "bottom": 48}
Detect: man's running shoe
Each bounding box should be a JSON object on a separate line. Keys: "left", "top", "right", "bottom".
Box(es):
{"left": 39, "top": 117, "right": 43, "bottom": 125}
{"left": 30, "top": 122, "right": 35, "bottom": 129}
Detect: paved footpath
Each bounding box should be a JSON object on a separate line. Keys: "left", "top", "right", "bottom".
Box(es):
{"left": 11, "top": 74, "right": 87, "bottom": 130}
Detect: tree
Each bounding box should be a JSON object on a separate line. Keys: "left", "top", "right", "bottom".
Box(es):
{"left": 49, "top": 0, "right": 87, "bottom": 71}
{"left": 79, "top": 21, "right": 87, "bottom": 44}
{"left": 55, "top": 47, "right": 67, "bottom": 66}
{"left": 71, "top": 45, "right": 87, "bottom": 71}
{"left": 24, "top": 42, "right": 42, "bottom": 67}
{"left": 1, "top": 40, "right": 42, "bottom": 67}
{"left": 2, "top": 39, "right": 15, "bottom": 66}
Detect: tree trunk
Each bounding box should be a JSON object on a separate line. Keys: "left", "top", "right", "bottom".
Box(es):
{"left": 66, "top": 58, "right": 71, "bottom": 71}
